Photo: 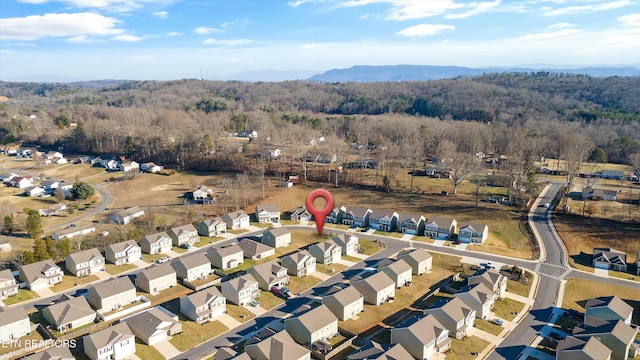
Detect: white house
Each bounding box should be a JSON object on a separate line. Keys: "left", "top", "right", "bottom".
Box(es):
{"left": 222, "top": 210, "right": 250, "bottom": 230}
{"left": 105, "top": 240, "right": 142, "bottom": 266}
{"left": 140, "top": 162, "right": 164, "bottom": 173}
{"left": 458, "top": 222, "right": 489, "bottom": 244}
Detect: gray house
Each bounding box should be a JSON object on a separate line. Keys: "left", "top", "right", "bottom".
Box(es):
{"left": 87, "top": 277, "right": 136, "bottom": 312}
{"left": 261, "top": 227, "right": 291, "bottom": 248}
{"left": 42, "top": 295, "right": 96, "bottom": 333}
{"left": 136, "top": 263, "right": 177, "bottom": 295}
{"left": 180, "top": 287, "right": 226, "bottom": 323}
{"left": 198, "top": 217, "right": 227, "bottom": 237}
{"left": 206, "top": 244, "right": 244, "bottom": 270}
{"left": 171, "top": 253, "right": 211, "bottom": 282}
{"left": 247, "top": 260, "right": 289, "bottom": 291}
{"left": 65, "top": 248, "right": 105, "bottom": 277}
{"left": 167, "top": 224, "right": 200, "bottom": 246}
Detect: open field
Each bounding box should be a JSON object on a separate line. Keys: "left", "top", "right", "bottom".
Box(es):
{"left": 562, "top": 278, "right": 640, "bottom": 325}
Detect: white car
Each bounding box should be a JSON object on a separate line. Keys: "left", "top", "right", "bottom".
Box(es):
{"left": 489, "top": 318, "right": 504, "bottom": 326}
{"left": 155, "top": 257, "right": 170, "bottom": 264}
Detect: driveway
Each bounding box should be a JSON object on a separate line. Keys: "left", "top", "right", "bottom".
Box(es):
{"left": 246, "top": 304, "right": 267, "bottom": 316}
{"left": 33, "top": 286, "right": 55, "bottom": 298}
{"left": 217, "top": 313, "right": 243, "bottom": 329}
{"left": 152, "top": 339, "right": 181, "bottom": 359}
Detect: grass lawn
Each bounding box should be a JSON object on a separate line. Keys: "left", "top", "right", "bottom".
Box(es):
{"left": 506, "top": 271, "right": 533, "bottom": 297}
{"left": 474, "top": 319, "right": 504, "bottom": 336}
{"left": 608, "top": 269, "right": 640, "bottom": 281}
{"left": 194, "top": 236, "right": 225, "bottom": 247}
{"left": 138, "top": 284, "right": 192, "bottom": 305}
{"left": 342, "top": 255, "right": 363, "bottom": 263}
{"left": 50, "top": 274, "right": 99, "bottom": 293}
{"left": 105, "top": 263, "right": 137, "bottom": 275}
{"left": 228, "top": 228, "right": 249, "bottom": 235}
{"left": 141, "top": 253, "right": 166, "bottom": 263}
{"left": 172, "top": 246, "right": 189, "bottom": 254}
{"left": 493, "top": 298, "right": 526, "bottom": 321}
{"left": 373, "top": 230, "right": 403, "bottom": 238}
{"left": 226, "top": 304, "right": 255, "bottom": 322}
{"left": 258, "top": 291, "right": 285, "bottom": 309}
{"left": 316, "top": 262, "right": 347, "bottom": 275}
{"left": 288, "top": 275, "right": 323, "bottom": 295}
{"left": 170, "top": 320, "right": 228, "bottom": 352}
{"left": 446, "top": 336, "right": 490, "bottom": 360}
{"left": 412, "top": 235, "right": 434, "bottom": 244}
{"left": 562, "top": 278, "right": 640, "bottom": 324}
{"left": 2, "top": 288, "right": 39, "bottom": 305}
{"left": 251, "top": 222, "right": 272, "bottom": 228}
{"left": 359, "top": 239, "right": 383, "bottom": 256}
{"left": 136, "top": 341, "right": 165, "bottom": 360}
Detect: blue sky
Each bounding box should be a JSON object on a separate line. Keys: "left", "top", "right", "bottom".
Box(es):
{"left": 1, "top": 0, "right": 639, "bottom": 81}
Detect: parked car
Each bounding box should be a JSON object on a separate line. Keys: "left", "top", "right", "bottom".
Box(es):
{"left": 155, "top": 257, "right": 170, "bottom": 264}
{"left": 489, "top": 318, "right": 504, "bottom": 326}
{"left": 271, "top": 286, "right": 293, "bottom": 299}
{"left": 179, "top": 243, "right": 192, "bottom": 250}
{"left": 249, "top": 300, "right": 259, "bottom": 307}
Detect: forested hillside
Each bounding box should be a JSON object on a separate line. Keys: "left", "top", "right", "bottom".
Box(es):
{"left": 0, "top": 73, "right": 639, "bottom": 178}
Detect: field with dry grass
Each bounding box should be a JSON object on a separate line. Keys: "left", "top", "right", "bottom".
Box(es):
{"left": 561, "top": 278, "right": 640, "bottom": 325}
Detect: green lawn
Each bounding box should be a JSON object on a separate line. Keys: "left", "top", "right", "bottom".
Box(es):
{"left": 316, "top": 263, "right": 347, "bottom": 275}
{"left": 258, "top": 291, "right": 285, "bottom": 309}
{"left": 170, "top": 320, "right": 228, "bottom": 352}
{"left": 105, "top": 263, "right": 137, "bottom": 275}
{"left": 474, "top": 319, "right": 504, "bottom": 336}
{"left": 50, "top": 274, "right": 99, "bottom": 293}
{"left": 2, "top": 288, "right": 39, "bottom": 305}
{"left": 138, "top": 284, "right": 192, "bottom": 305}
{"left": 359, "top": 239, "right": 383, "bottom": 255}
{"left": 226, "top": 304, "right": 255, "bottom": 322}
{"left": 194, "top": 236, "right": 225, "bottom": 248}
{"left": 141, "top": 253, "right": 166, "bottom": 263}
{"left": 0, "top": 328, "right": 46, "bottom": 356}
{"left": 136, "top": 342, "right": 165, "bottom": 360}
{"left": 446, "top": 336, "right": 490, "bottom": 360}
{"left": 493, "top": 298, "right": 525, "bottom": 321}
{"left": 228, "top": 228, "right": 249, "bottom": 235}
{"left": 172, "top": 246, "right": 189, "bottom": 254}
{"left": 373, "top": 230, "right": 403, "bottom": 238}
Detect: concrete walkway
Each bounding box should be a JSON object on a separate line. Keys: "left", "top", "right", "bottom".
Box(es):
{"left": 335, "top": 259, "right": 357, "bottom": 267}
{"left": 152, "top": 339, "right": 181, "bottom": 359}
{"left": 217, "top": 313, "right": 243, "bottom": 329}
{"left": 311, "top": 272, "right": 331, "bottom": 281}
{"left": 503, "top": 291, "right": 535, "bottom": 306}
{"left": 132, "top": 259, "right": 148, "bottom": 268}
{"left": 34, "top": 286, "right": 55, "bottom": 298}
{"left": 245, "top": 304, "right": 267, "bottom": 316}
{"left": 165, "top": 249, "right": 180, "bottom": 258}
{"left": 299, "top": 220, "right": 309, "bottom": 226}
{"left": 94, "top": 271, "right": 112, "bottom": 280}
{"left": 469, "top": 326, "right": 501, "bottom": 344}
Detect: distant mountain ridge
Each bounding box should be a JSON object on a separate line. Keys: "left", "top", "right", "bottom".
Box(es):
{"left": 308, "top": 65, "right": 640, "bottom": 82}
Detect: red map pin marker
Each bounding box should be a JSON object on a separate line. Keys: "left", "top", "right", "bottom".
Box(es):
{"left": 306, "top": 188, "right": 335, "bottom": 235}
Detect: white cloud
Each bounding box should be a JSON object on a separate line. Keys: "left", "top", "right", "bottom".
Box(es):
{"left": 203, "top": 38, "right": 252, "bottom": 46}
{"left": 543, "top": 0, "right": 633, "bottom": 16}
{"left": 152, "top": 11, "right": 168, "bottom": 18}
{"left": 0, "top": 12, "right": 123, "bottom": 41}
{"left": 396, "top": 24, "right": 455, "bottom": 37}
{"left": 516, "top": 28, "right": 581, "bottom": 40}
{"left": 445, "top": 0, "right": 501, "bottom": 19}
{"left": 194, "top": 26, "right": 222, "bottom": 34}
{"left": 112, "top": 34, "right": 144, "bottom": 41}
{"left": 385, "top": 1, "right": 464, "bottom": 20}
{"left": 619, "top": 13, "right": 640, "bottom": 27}
{"left": 17, "top": 0, "right": 176, "bottom": 12}
{"left": 66, "top": 35, "right": 93, "bottom": 43}
{"left": 548, "top": 22, "right": 575, "bottom": 29}
{"left": 166, "top": 31, "right": 180, "bottom": 36}
{"left": 18, "top": 0, "right": 48, "bottom": 3}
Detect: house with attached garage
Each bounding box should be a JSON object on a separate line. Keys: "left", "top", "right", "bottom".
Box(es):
{"left": 285, "top": 304, "right": 339, "bottom": 347}
{"left": 261, "top": 227, "right": 291, "bottom": 248}
{"left": 346, "top": 341, "right": 413, "bottom": 360}
{"left": 109, "top": 206, "right": 145, "bottom": 225}
{"left": 572, "top": 319, "right": 639, "bottom": 360}
{"left": 167, "top": 224, "right": 200, "bottom": 247}
{"left": 323, "top": 285, "right": 364, "bottom": 321}
{"left": 397, "top": 248, "right": 432, "bottom": 275}
{"left": 424, "top": 216, "right": 457, "bottom": 239}
{"left": 198, "top": 217, "right": 227, "bottom": 237}
{"left": 118, "top": 160, "right": 139, "bottom": 172}
{"left": 423, "top": 297, "right": 476, "bottom": 339}
{"left": 19, "top": 259, "right": 63, "bottom": 290}
{"left": 592, "top": 248, "right": 628, "bottom": 272}
{"left": 0, "top": 306, "right": 31, "bottom": 342}
{"left": 136, "top": 263, "right": 177, "bottom": 295}
{"left": 331, "top": 233, "right": 359, "bottom": 256}
{"left": 247, "top": 260, "right": 289, "bottom": 291}
{"left": 584, "top": 296, "right": 633, "bottom": 328}
{"left": 379, "top": 258, "right": 413, "bottom": 288}
{"left": 457, "top": 222, "right": 489, "bottom": 244}
{"left": 556, "top": 336, "right": 612, "bottom": 360}
{"left": 191, "top": 185, "right": 213, "bottom": 202}
{"left": 180, "top": 287, "right": 226, "bottom": 324}
{"left": 326, "top": 205, "right": 346, "bottom": 224}
{"left": 368, "top": 209, "right": 399, "bottom": 232}
{"left": 140, "top": 162, "right": 164, "bottom": 173}
{"left": 397, "top": 213, "right": 426, "bottom": 235}
{"left": 390, "top": 314, "right": 451, "bottom": 360}
{"left": 220, "top": 273, "right": 260, "bottom": 306}
{"left": 87, "top": 277, "right": 137, "bottom": 312}
{"left": 11, "top": 176, "right": 34, "bottom": 189}
{"left": 281, "top": 250, "right": 316, "bottom": 277}
{"left": 308, "top": 240, "right": 342, "bottom": 265}
{"left": 290, "top": 205, "right": 312, "bottom": 221}
{"left": 24, "top": 186, "right": 45, "bottom": 197}
{"left": 42, "top": 295, "right": 96, "bottom": 334}
{"left": 238, "top": 238, "right": 275, "bottom": 260}
{"left": 245, "top": 329, "right": 311, "bottom": 360}
{"left": 39, "top": 203, "right": 67, "bottom": 217}
{"left": 598, "top": 170, "right": 625, "bottom": 180}
{"left": 222, "top": 210, "right": 250, "bottom": 230}
{"left": 351, "top": 271, "right": 395, "bottom": 306}
{"left": 83, "top": 322, "right": 136, "bottom": 360}
{"left": 0, "top": 269, "right": 18, "bottom": 300}
{"left": 454, "top": 283, "right": 495, "bottom": 319}
{"left": 139, "top": 231, "right": 172, "bottom": 254}
{"left": 341, "top": 206, "right": 371, "bottom": 228}
{"left": 468, "top": 268, "right": 508, "bottom": 298}
{"left": 206, "top": 244, "right": 244, "bottom": 270}
{"left": 586, "top": 188, "right": 618, "bottom": 201}
{"left": 65, "top": 248, "right": 105, "bottom": 277}
{"left": 123, "top": 307, "right": 182, "bottom": 345}
{"left": 105, "top": 240, "right": 141, "bottom": 265}
{"left": 171, "top": 253, "right": 211, "bottom": 282}
{"left": 255, "top": 204, "right": 281, "bottom": 224}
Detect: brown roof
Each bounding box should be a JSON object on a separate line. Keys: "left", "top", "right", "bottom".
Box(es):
{"left": 45, "top": 295, "right": 95, "bottom": 326}
{"left": 426, "top": 216, "right": 456, "bottom": 228}
{"left": 556, "top": 336, "right": 611, "bottom": 360}
{"left": 380, "top": 258, "right": 412, "bottom": 275}
{"left": 173, "top": 253, "right": 210, "bottom": 271}
{"left": 246, "top": 330, "right": 309, "bottom": 360}
{"left": 397, "top": 213, "right": 425, "bottom": 224}
{"left": 238, "top": 238, "right": 274, "bottom": 257}
{"left": 66, "top": 248, "right": 103, "bottom": 264}
{"left": 392, "top": 314, "right": 448, "bottom": 345}
{"left": 256, "top": 204, "right": 280, "bottom": 213}
{"left": 208, "top": 244, "right": 243, "bottom": 258}
{"left": 20, "top": 259, "right": 62, "bottom": 284}
{"left": 168, "top": 224, "right": 197, "bottom": 236}
{"left": 0, "top": 305, "right": 28, "bottom": 325}
{"left": 139, "top": 263, "right": 176, "bottom": 282}
{"left": 184, "top": 287, "right": 225, "bottom": 308}
{"left": 352, "top": 271, "right": 395, "bottom": 292}
{"left": 326, "top": 286, "right": 362, "bottom": 307}
{"left": 106, "top": 240, "right": 139, "bottom": 254}
{"left": 264, "top": 227, "right": 290, "bottom": 237}
{"left": 22, "top": 346, "right": 75, "bottom": 360}
{"left": 83, "top": 322, "right": 134, "bottom": 350}
{"left": 585, "top": 296, "right": 633, "bottom": 322}
{"left": 288, "top": 304, "right": 337, "bottom": 333}
{"left": 89, "top": 277, "right": 135, "bottom": 299}
{"left": 398, "top": 248, "right": 432, "bottom": 263}
{"left": 426, "top": 297, "right": 474, "bottom": 323}
{"left": 124, "top": 307, "right": 179, "bottom": 339}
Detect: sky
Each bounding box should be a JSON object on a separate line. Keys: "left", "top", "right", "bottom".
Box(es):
{"left": 1, "top": 0, "right": 639, "bottom": 81}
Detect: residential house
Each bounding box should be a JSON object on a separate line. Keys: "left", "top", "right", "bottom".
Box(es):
{"left": 238, "top": 238, "right": 275, "bottom": 260}
{"left": 23, "top": 347, "right": 75, "bottom": 360}
{"left": 341, "top": 206, "right": 371, "bottom": 228}
{"left": 0, "top": 268, "right": 18, "bottom": 299}
{"left": 139, "top": 231, "right": 172, "bottom": 254}
{"left": 180, "top": 287, "right": 226, "bottom": 323}
{"left": 65, "top": 248, "right": 105, "bottom": 277}
{"left": 167, "top": 224, "right": 200, "bottom": 247}
{"left": 351, "top": 272, "right": 396, "bottom": 306}
{"left": 331, "top": 234, "right": 359, "bottom": 256}
{"left": 390, "top": 315, "right": 451, "bottom": 360}
{"left": 308, "top": 240, "right": 342, "bottom": 264}
{"left": 39, "top": 203, "right": 67, "bottom": 217}
{"left": 281, "top": 250, "right": 316, "bottom": 277}
{"left": 51, "top": 226, "right": 96, "bottom": 241}
{"left": 599, "top": 170, "right": 625, "bottom": 180}
{"left": 124, "top": 307, "right": 182, "bottom": 345}
{"left": 24, "top": 186, "right": 45, "bottom": 197}
{"left": 87, "top": 277, "right": 136, "bottom": 311}
{"left": 136, "top": 264, "right": 177, "bottom": 295}
{"left": 586, "top": 188, "right": 618, "bottom": 201}
{"left": 191, "top": 185, "right": 212, "bottom": 202}
{"left": 556, "top": 336, "right": 612, "bottom": 360}
{"left": 324, "top": 286, "right": 364, "bottom": 321}
{"left": 255, "top": 204, "right": 281, "bottom": 224}
{"left": 105, "top": 240, "right": 141, "bottom": 266}
{"left": 261, "top": 147, "right": 282, "bottom": 159}
{"left": 424, "top": 297, "right": 476, "bottom": 339}
{"left": 424, "top": 216, "right": 457, "bottom": 239}
{"left": 101, "top": 159, "right": 119, "bottom": 170}
{"left": 592, "top": 248, "right": 628, "bottom": 272}
{"left": 584, "top": 296, "right": 634, "bottom": 328}
{"left": 109, "top": 206, "right": 145, "bottom": 225}
{"left": 42, "top": 295, "right": 96, "bottom": 333}
{"left": 368, "top": 209, "right": 398, "bottom": 232}
{"left": 237, "top": 130, "right": 258, "bottom": 138}
{"left": 397, "top": 213, "right": 426, "bottom": 235}
{"left": 222, "top": 210, "right": 250, "bottom": 230}
{"left": 19, "top": 259, "right": 63, "bottom": 290}
{"left": 290, "top": 205, "right": 312, "bottom": 221}
{"left": 468, "top": 268, "right": 508, "bottom": 298}
{"left": 458, "top": 222, "right": 489, "bottom": 244}
{"left": 326, "top": 205, "right": 346, "bottom": 224}
{"left": 220, "top": 274, "right": 260, "bottom": 306}
{"left": 379, "top": 258, "right": 413, "bottom": 288}
{"left": 285, "top": 304, "right": 339, "bottom": 346}
{"left": 245, "top": 329, "right": 311, "bottom": 360}
{"left": 346, "top": 341, "right": 413, "bottom": 360}
{"left": 0, "top": 306, "right": 30, "bottom": 341}
{"left": 172, "top": 253, "right": 211, "bottom": 282}
{"left": 206, "top": 244, "right": 244, "bottom": 270}
{"left": 82, "top": 322, "right": 136, "bottom": 360}
{"left": 247, "top": 260, "right": 289, "bottom": 291}
{"left": 11, "top": 176, "right": 33, "bottom": 189}
{"left": 140, "top": 162, "right": 164, "bottom": 173}
{"left": 397, "top": 248, "right": 432, "bottom": 275}
{"left": 573, "top": 320, "right": 639, "bottom": 360}
{"left": 454, "top": 283, "right": 495, "bottom": 319}
{"left": 118, "top": 160, "right": 139, "bottom": 172}
{"left": 214, "top": 347, "right": 251, "bottom": 360}
{"left": 262, "top": 227, "right": 291, "bottom": 248}
{"left": 198, "top": 217, "right": 227, "bottom": 237}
